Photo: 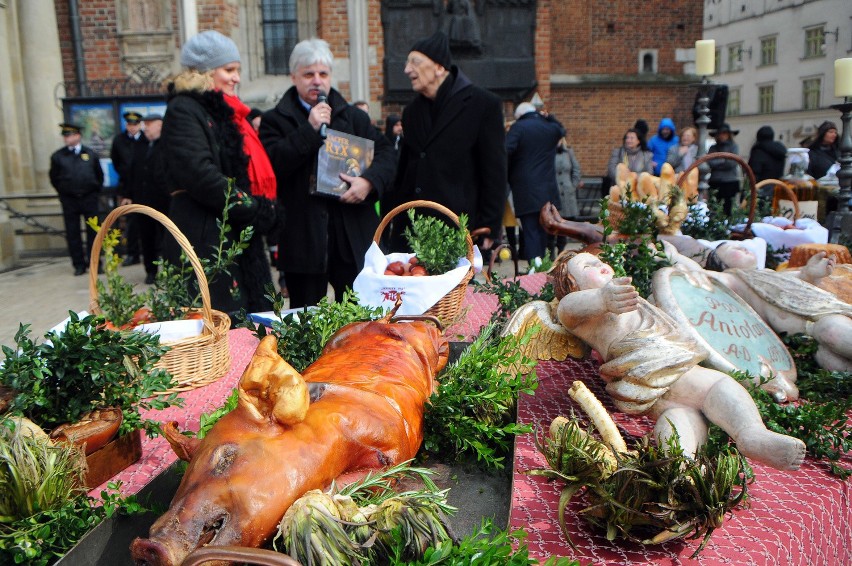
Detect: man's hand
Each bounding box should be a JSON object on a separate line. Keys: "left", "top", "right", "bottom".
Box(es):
{"left": 308, "top": 102, "right": 332, "bottom": 132}
{"left": 800, "top": 251, "right": 836, "bottom": 283}
{"left": 603, "top": 276, "right": 639, "bottom": 314}
{"left": 120, "top": 197, "right": 132, "bottom": 206}
{"left": 339, "top": 175, "right": 372, "bottom": 204}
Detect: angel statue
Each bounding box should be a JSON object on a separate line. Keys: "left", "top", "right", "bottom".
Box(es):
{"left": 701, "top": 244, "right": 852, "bottom": 372}
{"left": 506, "top": 251, "right": 805, "bottom": 471}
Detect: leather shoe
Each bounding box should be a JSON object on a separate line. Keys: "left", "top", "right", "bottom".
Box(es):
{"left": 122, "top": 256, "right": 140, "bottom": 267}
{"left": 144, "top": 272, "right": 156, "bottom": 285}
{"left": 73, "top": 266, "right": 86, "bottom": 276}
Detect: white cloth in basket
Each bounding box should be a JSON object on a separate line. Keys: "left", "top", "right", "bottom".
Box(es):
{"left": 732, "top": 217, "right": 828, "bottom": 253}
{"left": 353, "top": 242, "right": 483, "bottom": 315}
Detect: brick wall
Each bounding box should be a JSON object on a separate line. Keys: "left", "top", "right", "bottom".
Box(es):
{"left": 54, "top": 0, "right": 702, "bottom": 173}
{"left": 551, "top": 1, "right": 702, "bottom": 75}
{"left": 550, "top": 85, "right": 696, "bottom": 178}
{"left": 197, "top": 0, "right": 240, "bottom": 34}
{"left": 54, "top": 0, "right": 125, "bottom": 84}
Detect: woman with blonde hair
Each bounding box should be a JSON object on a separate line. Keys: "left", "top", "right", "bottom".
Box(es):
{"left": 160, "top": 30, "right": 278, "bottom": 316}
{"left": 666, "top": 126, "right": 698, "bottom": 174}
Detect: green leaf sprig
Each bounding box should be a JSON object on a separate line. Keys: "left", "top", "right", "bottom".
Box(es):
{"left": 423, "top": 323, "right": 538, "bottom": 469}
{"left": 598, "top": 199, "right": 670, "bottom": 298}
{"left": 0, "top": 313, "right": 182, "bottom": 435}
{"left": 403, "top": 209, "right": 470, "bottom": 275}
{"left": 239, "top": 289, "right": 384, "bottom": 372}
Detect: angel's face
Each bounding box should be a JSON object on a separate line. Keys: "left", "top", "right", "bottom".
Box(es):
{"left": 568, "top": 253, "right": 614, "bottom": 290}
{"left": 716, "top": 243, "right": 757, "bottom": 270}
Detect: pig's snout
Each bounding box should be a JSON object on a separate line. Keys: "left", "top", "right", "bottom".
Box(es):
{"left": 130, "top": 537, "right": 178, "bottom": 566}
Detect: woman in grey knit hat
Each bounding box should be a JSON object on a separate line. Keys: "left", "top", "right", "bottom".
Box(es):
{"left": 159, "top": 30, "right": 278, "bottom": 317}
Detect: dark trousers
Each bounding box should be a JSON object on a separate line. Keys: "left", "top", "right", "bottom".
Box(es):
{"left": 284, "top": 260, "right": 357, "bottom": 309}
{"left": 138, "top": 214, "right": 164, "bottom": 274}
{"left": 710, "top": 180, "right": 740, "bottom": 216}
{"left": 59, "top": 194, "right": 99, "bottom": 269}
{"left": 124, "top": 215, "right": 140, "bottom": 257}
{"left": 518, "top": 211, "right": 548, "bottom": 261}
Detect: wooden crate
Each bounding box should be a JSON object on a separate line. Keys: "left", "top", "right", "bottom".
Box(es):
{"left": 83, "top": 429, "right": 143, "bottom": 490}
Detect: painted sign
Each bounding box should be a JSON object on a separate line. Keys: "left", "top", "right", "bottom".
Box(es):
{"left": 653, "top": 268, "right": 795, "bottom": 381}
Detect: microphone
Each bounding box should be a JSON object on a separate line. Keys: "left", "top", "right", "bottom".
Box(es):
{"left": 317, "top": 90, "right": 328, "bottom": 138}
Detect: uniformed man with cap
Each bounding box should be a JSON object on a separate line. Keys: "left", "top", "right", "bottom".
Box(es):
{"left": 49, "top": 123, "right": 105, "bottom": 275}
{"left": 111, "top": 110, "right": 147, "bottom": 265}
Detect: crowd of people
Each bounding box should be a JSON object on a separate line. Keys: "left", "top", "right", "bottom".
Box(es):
{"left": 50, "top": 29, "right": 843, "bottom": 317}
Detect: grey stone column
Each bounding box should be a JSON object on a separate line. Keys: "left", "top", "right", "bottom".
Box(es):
{"left": 19, "top": 0, "right": 65, "bottom": 193}
{"left": 347, "top": 0, "right": 370, "bottom": 109}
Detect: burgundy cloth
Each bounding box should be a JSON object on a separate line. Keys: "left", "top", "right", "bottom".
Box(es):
{"left": 224, "top": 93, "right": 277, "bottom": 200}
{"left": 94, "top": 286, "right": 852, "bottom": 565}
{"left": 448, "top": 276, "right": 852, "bottom": 566}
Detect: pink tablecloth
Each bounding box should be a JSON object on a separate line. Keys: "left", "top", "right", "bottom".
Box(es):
{"left": 93, "top": 282, "right": 852, "bottom": 565}
{"left": 88, "top": 328, "right": 260, "bottom": 496}
{"left": 452, "top": 275, "right": 852, "bottom": 565}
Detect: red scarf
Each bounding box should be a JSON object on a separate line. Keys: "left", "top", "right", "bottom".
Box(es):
{"left": 224, "top": 93, "right": 277, "bottom": 200}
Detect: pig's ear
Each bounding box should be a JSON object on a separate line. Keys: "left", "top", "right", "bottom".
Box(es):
{"left": 238, "top": 335, "right": 309, "bottom": 425}
{"left": 163, "top": 421, "right": 201, "bottom": 461}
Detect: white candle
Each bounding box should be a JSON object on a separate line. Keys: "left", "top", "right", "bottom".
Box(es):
{"left": 695, "top": 39, "right": 715, "bottom": 76}
{"left": 836, "top": 58, "right": 852, "bottom": 98}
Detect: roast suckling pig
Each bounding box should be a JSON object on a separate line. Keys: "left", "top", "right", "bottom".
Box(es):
{"left": 131, "top": 317, "right": 449, "bottom": 566}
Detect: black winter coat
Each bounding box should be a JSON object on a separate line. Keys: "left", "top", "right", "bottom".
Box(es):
{"left": 388, "top": 68, "right": 507, "bottom": 243}
{"left": 506, "top": 112, "right": 565, "bottom": 216}
{"left": 748, "top": 140, "right": 786, "bottom": 183}
{"left": 160, "top": 87, "right": 275, "bottom": 315}
{"left": 807, "top": 145, "right": 839, "bottom": 180}
{"left": 136, "top": 139, "right": 171, "bottom": 212}
{"left": 49, "top": 145, "right": 104, "bottom": 197}
{"left": 259, "top": 87, "right": 397, "bottom": 274}
{"left": 111, "top": 131, "right": 147, "bottom": 198}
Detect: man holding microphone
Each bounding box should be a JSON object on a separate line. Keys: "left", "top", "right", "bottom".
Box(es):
{"left": 260, "top": 38, "right": 396, "bottom": 308}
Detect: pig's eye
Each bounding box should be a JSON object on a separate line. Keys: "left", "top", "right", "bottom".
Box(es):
{"left": 211, "top": 444, "right": 238, "bottom": 476}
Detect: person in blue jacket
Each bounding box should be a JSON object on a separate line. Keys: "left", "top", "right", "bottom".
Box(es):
{"left": 647, "top": 118, "right": 679, "bottom": 175}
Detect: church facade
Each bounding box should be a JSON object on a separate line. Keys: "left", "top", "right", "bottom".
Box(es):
{"left": 0, "top": 0, "right": 702, "bottom": 266}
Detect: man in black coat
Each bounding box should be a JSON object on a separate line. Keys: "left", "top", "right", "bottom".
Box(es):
{"left": 506, "top": 102, "right": 565, "bottom": 260}
{"left": 132, "top": 114, "right": 171, "bottom": 284}
{"left": 259, "top": 38, "right": 397, "bottom": 308}
{"left": 111, "top": 111, "right": 147, "bottom": 265}
{"left": 387, "top": 30, "right": 506, "bottom": 251}
{"left": 49, "top": 123, "right": 104, "bottom": 275}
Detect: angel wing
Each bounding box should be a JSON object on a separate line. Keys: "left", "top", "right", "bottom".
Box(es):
{"left": 500, "top": 300, "right": 587, "bottom": 373}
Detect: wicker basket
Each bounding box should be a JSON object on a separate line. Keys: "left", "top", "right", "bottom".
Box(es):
{"left": 373, "top": 200, "right": 474, "bottom": 323}
{"left": 88, "top": 204, "right": 231, "bottom": 393}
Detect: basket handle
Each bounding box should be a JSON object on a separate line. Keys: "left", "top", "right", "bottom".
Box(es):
{"left": 88, "top": 204, "right": 215, "bottom": 332}
{"left": 677, "top": 152, "right": 758, "bottom": 238}
{"left": 182, "top": 546, "right": 303, "bottom": 566}
{"left": 755, "top": 178, "right": 800, "bottom": 220}
{"left": 373, "top": 200, "right": 475, "bottom": 265}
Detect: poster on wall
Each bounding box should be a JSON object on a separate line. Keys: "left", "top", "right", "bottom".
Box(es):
{"left": 67, "top": 102, "right": 115, "bottom": 158}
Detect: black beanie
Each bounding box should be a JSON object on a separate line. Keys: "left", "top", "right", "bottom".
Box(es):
{"left": 410, "top": 31, "right": 452, "bottom": 69}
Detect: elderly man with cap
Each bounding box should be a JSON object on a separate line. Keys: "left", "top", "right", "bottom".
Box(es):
{"left": 111, "top": 110, "right": 147, "bottom": 265}
{"left": 259, "top": 38, "right": 396, "bottom": 308}
{"left": 385, "top": 30, "right": 507, "bottom": 252}
{"left": 505, "top": 101, "right": 565, "bottom": 261}
{"left": 49, "top": 123, "right": 104, "bottom": 275}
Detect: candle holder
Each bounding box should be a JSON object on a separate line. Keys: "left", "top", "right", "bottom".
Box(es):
{"left": 826, "top": 99, "right": 852, "bottom": 243}
{"left": 692, "top": 77, "right": 715, "bottom": 199}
